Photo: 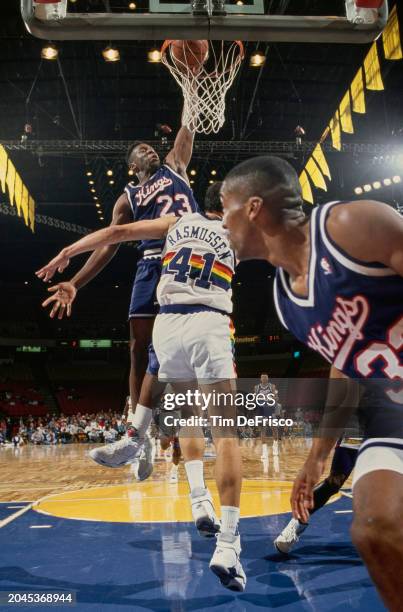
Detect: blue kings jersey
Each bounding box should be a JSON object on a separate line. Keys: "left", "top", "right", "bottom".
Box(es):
{"left": 274, "top": 201, "right": 403, "bottom": 435}
{"left": 124, "top": 165, "right": 199, "bottom": 257}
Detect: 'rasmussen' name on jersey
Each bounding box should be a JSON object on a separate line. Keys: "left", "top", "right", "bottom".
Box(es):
{"left": 166, "top": 222, "right": 232, "bottom": 261}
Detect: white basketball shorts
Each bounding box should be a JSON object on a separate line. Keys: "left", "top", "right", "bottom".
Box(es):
{"left": 152, "top": 310, "right": 236, "bottom": 382}
{"left": 352, "top": 438, "right": 403, "bottom": 488}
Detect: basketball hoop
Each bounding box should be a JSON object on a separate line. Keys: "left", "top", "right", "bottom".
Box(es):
{"left": 161, "top": 40, "right": 244, "bottom": 135}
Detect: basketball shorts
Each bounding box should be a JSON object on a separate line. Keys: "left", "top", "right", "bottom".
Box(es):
{"left": 352, "top": 438, "right": 403, "bottom": 488}
{"left": 128, "top": 258, "right": 162, "bottom": 318}
{"left": 331, "top": 444, "right": 358, "bottom": 477}
{"left": 152, "top": 306, "right": 236, "bottom": 382}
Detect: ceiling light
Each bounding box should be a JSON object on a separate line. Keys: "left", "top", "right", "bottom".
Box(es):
{"left": 91, "top": 188, "right": 96, "bottom": 193}
{"left": 41, "top": 43, "right": 58, "bottom": 61}
{"left": 96, "top": 203, "right": 101, "bottom": 208}
{"left": 86, "top": 171, "right": 92, "bottom": 177}
{"left": 93, "top": 196, "right": 98, "bottom": 200}
{"left": 190, "top": 180, "right": 194, "bottom": 185}
{"left": 109, "top": 180, "right": 115, "bottom": 185}
{"left": 148, "top": 49, "right": 162, "bottom": 63}
{"left": 100, "top": 216, "right": 104, "bottom": 220}
{"left": 392, "top": 175, "right": 401, "bottom": 184}
{"left": 211, "top": 170, "right": 217, "bottom": 176}
{"left": 250, "top": 52, "right": 266, "bottom": 68}
{"left": 384, "top": 178, "right": 392, "bottom": 186}
{"left": 88, "top": 180, "right": 94, "bottom": 185}
{"left": 236, "top": 0, "right": 244, "bottom": 5}
{"left": 354, "top": 187, "right": 363, "bottom": 195}
{"left": 373, "top": 181, "right": 381, "bottom": 189}
{"left": 363, "top": 184, "right": 372, "bottom": 192}
{"left": 190, "top": 169, "right": 196, "bottom": 176}
{"left": 209, "top": 180, "right": 214, "bottom": 184}
{"left": 106, "top": 169, "right": 113, "bottom": 176}
{"left": 128, "top": 2, "right": 136, "bottom": 9}
{"left": 102, "top": 46, "right": 120, "bottom": 63}
{"left": 128, "top": 169, "right": 134, "bottom": 176}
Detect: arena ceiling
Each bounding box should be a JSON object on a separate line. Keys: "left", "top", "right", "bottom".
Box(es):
{"left": 0, "top": 0, "right": 402, "bottom": 335}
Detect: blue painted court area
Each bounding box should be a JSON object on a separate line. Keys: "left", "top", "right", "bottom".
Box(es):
{"left": 0, "top": 498, "right": 385, "bottom": 612}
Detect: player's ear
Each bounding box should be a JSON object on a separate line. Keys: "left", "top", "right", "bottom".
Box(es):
{"left": 246, "top": 196, "right": 263, "bottom": 221}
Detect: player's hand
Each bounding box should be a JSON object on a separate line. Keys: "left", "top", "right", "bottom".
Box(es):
{"left": 290, "top": 458, "right": 325, "bottom": 523}
{"left": 35, "top": 249, "right": 70, "bottom": 282}
{"left": 41, "top": 282, "right": 77, "bottom": 319}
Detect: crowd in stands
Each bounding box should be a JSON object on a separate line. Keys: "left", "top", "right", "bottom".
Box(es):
{"left": 0, "top": 411, "right": 127, "bottom": 446}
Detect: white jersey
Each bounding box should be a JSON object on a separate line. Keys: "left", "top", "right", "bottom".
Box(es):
{"left": 157, "top": 212, "right": 234, "bottom": 314}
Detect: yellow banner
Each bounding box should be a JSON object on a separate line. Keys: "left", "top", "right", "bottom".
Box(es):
{"left": 299, "top": 170, "right": 313, "bottom": 204}
{"left": 21, "top": 185, "right": 29, "bottom": 226}
{"left": 339, "top": 90, "right": 354, "bottom": 134}
{"left": 312, "top": 144, "right": 331, "bottom": 180}
{"left": 0, "top": 145, "right": 7, "bottom": 193}
{"left": 329, "top": 111, "right": 341, "bottom": 151}
{"left": 383, "top": 5, "right": 402, "bottom": 60}
{"left": 14, "top": 172, "right": 23, "bottom": 217}
{"left": 29, "top": 195, "right": 35, "bottom": 232}
{"left": 305, "top": 157, "right": 327, "bottom": 191}
{"left": 364, "top": 42, "right": 384, "bottom": 91}
{"left": 350, "top": 68, "right": 366, "bottom": 114}
{"left": 6, "top": 158, "right": 16, "bottom": 207}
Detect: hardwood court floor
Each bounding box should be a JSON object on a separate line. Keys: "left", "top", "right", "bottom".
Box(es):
{"left": 0, "top": 437, "right": 337, "bottom": 504}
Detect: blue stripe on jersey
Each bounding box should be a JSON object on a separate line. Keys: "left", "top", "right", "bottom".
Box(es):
{"left": 125, "top": 164, "right": 199, "bottom": 254}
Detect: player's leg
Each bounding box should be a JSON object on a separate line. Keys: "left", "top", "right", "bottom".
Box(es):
{"left": 351, "top": 442, "right": 403, "bottom": 611}
{"left": 89, "top": 347, "right": 164, "bottom": 470}
{"left": 204, "top": 378, "right": 245, "bottom": 592}
{"left": 128, "top": 258, "right": 161, "bottom": 409}
{"left": 168, "top": 436, "right": 181, "bottom": 483}
{"left": 274, "top": 444, "right": 357, "bottom": 553}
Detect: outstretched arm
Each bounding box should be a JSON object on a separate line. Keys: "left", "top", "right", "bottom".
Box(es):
{"left": 164, "top": 124, "right": 195, "bottom": 181}
{"left": 36, "top": 216, "right": 177, "bottom": 282}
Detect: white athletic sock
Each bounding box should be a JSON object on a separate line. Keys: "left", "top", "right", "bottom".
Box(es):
{"left": 131, "top": 404, "right": 153, "bottom": 438}
{"left": 184, "top": 460, "right": 205, "bottom": 493}
{"left": 221, "top": 506, "right": 240, "bottom": 536}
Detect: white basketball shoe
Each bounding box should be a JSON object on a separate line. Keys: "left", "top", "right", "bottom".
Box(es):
{"left": 274, "top": 518, "right": 308, "bottom": 554}
{"left": 89, "top": 430, "right": 144, "bottom": 468}
{"left": 209, "top": 533, "right": 246, "bottom": 592}
{"left": 190, "top": 487, "right": 221, "bottom": 538}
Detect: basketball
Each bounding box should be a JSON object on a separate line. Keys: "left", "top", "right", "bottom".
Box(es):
{"left": 170, "top": 39, "right": 209, "bottom": 73}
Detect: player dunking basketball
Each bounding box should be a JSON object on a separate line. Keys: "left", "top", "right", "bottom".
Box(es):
{"left": 41, "top": 114, "right": 198, "bottom": 422}
{"left": 220, "top": 155, "right": 403, "bottom": 610}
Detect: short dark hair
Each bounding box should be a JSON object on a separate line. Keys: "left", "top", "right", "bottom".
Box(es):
{"left": 204, "top": 181, "right": 223, "bottom": 213}
{"left": 126, "top": 141, "right": 144, "bottom": 166}
{"left": 225, "top": 155, "right": 303, "bottom": 213}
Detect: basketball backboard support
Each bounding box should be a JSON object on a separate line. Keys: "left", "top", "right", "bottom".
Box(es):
{"left": 22, "top": 0, "right": 389, "bottom": 43}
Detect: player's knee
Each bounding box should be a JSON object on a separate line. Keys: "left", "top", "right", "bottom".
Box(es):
{"left": 351, "top": 511, "right": 400, "bottom": 555}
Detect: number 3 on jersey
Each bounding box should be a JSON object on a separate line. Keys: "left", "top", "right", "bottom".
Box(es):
{"left": 166, "top": 247, "right": 215, "bottom": 289}
{"left": 157, "top": 194, "right": 192, "bottom": 217}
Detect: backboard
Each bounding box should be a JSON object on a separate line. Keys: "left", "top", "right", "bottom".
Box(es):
{"left": 22, "top": 0, "right": 389, "bottom": 43}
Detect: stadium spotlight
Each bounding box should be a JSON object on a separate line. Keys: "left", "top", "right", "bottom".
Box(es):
{"left": 88, "top": 180, "right": 94, "bottom": 185}
{"left": 236, "top": 0, "right": 244, "bottom": 5}
{"left": 100, "top": 216, "right": 104, "bottom": 220}
{"left": 91, "top": 188, "right": 96, "bottom": 193}
{"left": 106, "top": 169, "right": 113, "bottom": 176}
{"left": 128, "top": 169, "right": 134, "bottom": 176}
{"left": 373, "top": 181, "right": 381, "bottom": 189}
{"left": 250, "top": 52, "right": 266, "bottom": 68}
{"left": 128, "top": 2, "right": 136, "bottom": 9}
{"left": 384, "top": 178, "right": 392, "bottom": 186}
{"left": 363, "top": 184, "right": 372, "bottom": 193}
{"left": 41, "top": 43, "right": 58, "bottom": 61}
{"left": 211, "top": 169, "right": 217, "bottom": 176}
{"left": 109, "top": 180, "right": 115, "bottom": 185}
{"left": 190, "top": 169, "right": 196, "bottom": 176}
{"left": 392, "top": 175, "right": 401, "bottom": 184}
{"left": 96, "top": 203, "right": 101, "bottom": 208}
{"left": 102, "top": 46, "right": 120, "bottom": 63}
{"left": 86, "top": 171, "right": 92, "bottom": 177}
{"left": 148, "top": 49, "right": 162, "bottom": 63}
{"left": 354, "top": 187, "right": 363, "bottom": 195}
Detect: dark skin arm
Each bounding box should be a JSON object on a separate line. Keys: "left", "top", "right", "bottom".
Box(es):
{"left": 164, "top": 125, "right": 195, "bottom": 184}
{"left": 40, "top": 192, "right": 132, "bottom": 319}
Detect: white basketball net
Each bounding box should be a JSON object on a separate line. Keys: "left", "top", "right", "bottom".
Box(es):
{"left": 161, "top": 41, "right": 244, "bottom": 135}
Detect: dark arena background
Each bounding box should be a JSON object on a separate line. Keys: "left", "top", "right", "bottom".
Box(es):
{"left": 0, "top": 1, "right": 402, "bottom": 611}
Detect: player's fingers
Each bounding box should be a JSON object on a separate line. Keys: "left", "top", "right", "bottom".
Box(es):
{"left": 42, "top": 295, "right": 58, "bottom": 308}
{"left": 67, "top": 303, "right": 72, "bottom": 317}
{"left": 47, "top": 285, "right": 60, "bottom": 294}
{"left": 57, "top": 304, "right": 66, "bottom": 320}
{"left": 49, "top": 301, "right": 60, "bottom": 319}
